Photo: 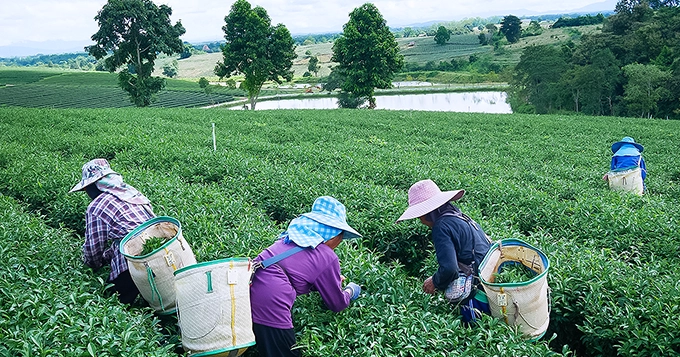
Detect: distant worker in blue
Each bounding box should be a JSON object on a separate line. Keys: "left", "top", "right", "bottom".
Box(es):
{"left": 603, "top": 137, "right": 647, "bottom": 195}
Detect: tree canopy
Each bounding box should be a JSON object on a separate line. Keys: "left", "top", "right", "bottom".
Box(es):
{"left": 214, "top": 0, "right": 296, "bottom": 110}
{"left": 308, "top": 56, "right": 320, "bottom": 76}
{"left": 331, "top": 3, "right": 403, "bottom": 108}
{"left": 434, "top": 26, "right": 451, "bottom": 45}
{"left": 509, "top": 1, "right": 680, "bottom": 118}
{"left": 86, "top": 0, "right": 185, "bottom": 107}
{"left": 500, "top": 15, "right": 522, "bottom": 43}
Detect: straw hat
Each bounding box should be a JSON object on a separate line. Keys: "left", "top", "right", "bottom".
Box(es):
{"left": 611, "top": 137, "right": 643, "bottom": 154}
{"left": 69, "top": 158, "right": 116, "bottom": 193}
{"left": 301, "top": 196, "right": 362, "bottom": 239}
{"left": 397, "top": 179, "right": 465, "bottom": 222}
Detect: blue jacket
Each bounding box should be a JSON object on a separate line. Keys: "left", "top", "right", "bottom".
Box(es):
{"left": 611, "top": 144, "right": 646, "bottom": 181}
{"left": 430, "top": 215, "right": 490, "bottom": 291}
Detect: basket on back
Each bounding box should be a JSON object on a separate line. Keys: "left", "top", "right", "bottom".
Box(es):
{"left": 608, "top": 167, "right": 644, "bottom": 195}
{"left": 174, "top": 258, "right": 255, "bottom": 357}
{"left": 478, "top": 238, "right": 550, "bottom": 340}
{"left": 120, "top": 216, "right": 197, "bottom": 314}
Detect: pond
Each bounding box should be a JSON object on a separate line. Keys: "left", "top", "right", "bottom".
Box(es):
{"left": 229, "top": 91, "right": 512, "bottom": 113}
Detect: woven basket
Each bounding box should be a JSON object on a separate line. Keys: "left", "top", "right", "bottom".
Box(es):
{"left": 120, "top": 216, "right": 197, "bottom": 314}
{"left": 174, "top": 258, "right": 255, "bottom": 356}
{"left": 478, "top": 239, "right": 550, "bottom": 340}
{"left": 608, "top": 167, "right": 643, "bottom": 195}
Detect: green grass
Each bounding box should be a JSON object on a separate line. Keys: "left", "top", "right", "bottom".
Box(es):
{"left": 0, "top": 106, "right": 679, "bottom": 356}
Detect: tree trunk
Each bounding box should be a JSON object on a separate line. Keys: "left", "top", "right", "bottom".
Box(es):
{"left": 368, "top": 96, "right": 376, "bottom": 109}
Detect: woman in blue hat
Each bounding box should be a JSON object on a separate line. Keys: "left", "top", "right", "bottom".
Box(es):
{"left": 249, "top": 196, "right": 362, "bottom": 357}
{"left": 603, "top": 137, "right": 647, "bottom": 192}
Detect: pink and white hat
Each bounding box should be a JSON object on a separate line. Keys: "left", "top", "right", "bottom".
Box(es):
{"left": 396, "top": 179, "right": 465, "bottom": 222}
{"left": 69, "top": 158, "right": 116, "bottom": 193}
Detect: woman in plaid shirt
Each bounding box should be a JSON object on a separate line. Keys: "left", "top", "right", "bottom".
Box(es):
{"left": 69, "top": 159, "right": 154, "bottom": 304}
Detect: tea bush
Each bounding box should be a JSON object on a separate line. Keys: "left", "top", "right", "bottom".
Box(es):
{"left": 1, "top": 106, "right": 679, "bottom": 355}
{"left": 0, "top": 196, "right": 174, "bottom": 356}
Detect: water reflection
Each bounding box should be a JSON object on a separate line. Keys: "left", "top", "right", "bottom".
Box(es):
{"left": 230, "top": 91, "right": 511, "bottom": 113}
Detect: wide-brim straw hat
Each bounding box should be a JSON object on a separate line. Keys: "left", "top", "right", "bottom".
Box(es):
{"left": 69, "top": 158, "right": 117, "bottom": 193}
{"left": 300, "top": 196, "right": 361, "bottom": 239}
{"left": 397, "top": 179, "right": 465, "bottom": 222}
{"left": 611, "top": 136, "right": 643, "bottom": 153}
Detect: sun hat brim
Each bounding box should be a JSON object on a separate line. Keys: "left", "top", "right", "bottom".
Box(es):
{"left": 611, "top": 141, "right": 643, "bottom": 154}
{"left": 396, "top": 189, "right": 465, "bottom": 222}
{"left": 300, "top": 212, "right": 362, "bottom": 239}
{"left": 68, "top": 169, "right": 116, "bottom": 193}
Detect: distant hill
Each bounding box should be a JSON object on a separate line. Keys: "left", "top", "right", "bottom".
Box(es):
{"left": 0, "top": 40, "right": 92, "bottom": 58}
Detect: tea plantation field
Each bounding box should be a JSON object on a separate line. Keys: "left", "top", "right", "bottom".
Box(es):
{"left": 1, "top": 107, "right": 679, "bottom": 356}
{"left": 0, "top": 69, "right": 241, "bottom": 108}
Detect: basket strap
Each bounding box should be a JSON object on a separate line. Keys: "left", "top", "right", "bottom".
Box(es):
{"left": 513, "top": 300, "right": 544, "bottom": 330}
{"left": 145, "top": 262, "right": 165, "bottom": 311}
{"left": 260, "top": 246, "right": 306, "bottom": 269}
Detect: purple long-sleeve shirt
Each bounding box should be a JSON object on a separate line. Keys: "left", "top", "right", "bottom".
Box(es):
{"left": 250, "top": 240, "right": 351, "bottom": 329}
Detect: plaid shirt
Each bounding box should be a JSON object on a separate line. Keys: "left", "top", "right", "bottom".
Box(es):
{"left": 84, "top": 193, "right": 154, "bottom": 281}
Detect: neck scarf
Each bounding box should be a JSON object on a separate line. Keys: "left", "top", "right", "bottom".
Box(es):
{"left": 95, "top": 173, "right": 151, "bottom": 205}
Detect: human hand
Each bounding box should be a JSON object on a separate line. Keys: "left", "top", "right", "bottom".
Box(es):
{"left": 602, "top": 173, "right": 609, "bottom": 181}
{"left": 344, "top": 282, "right": 361, "bottom": 301}
{"left": 423, "top": 277, "right": 436, "bottom": 294}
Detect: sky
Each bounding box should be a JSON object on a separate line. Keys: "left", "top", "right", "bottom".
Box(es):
{"left": 0, "top": 0, "right": 616, "bottom": 57}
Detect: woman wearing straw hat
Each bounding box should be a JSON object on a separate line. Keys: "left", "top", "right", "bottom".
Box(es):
{"left": 603, "top": 137, "right": 647, "bottom": 190}
{"left": 69, "top": 159, "right": 155, "bottom": 304}
{"left": 250, "top": 196, "right": 362, "bottom": 357}
{"left": 397, "top": 179, "right": 491, "bottom": 321}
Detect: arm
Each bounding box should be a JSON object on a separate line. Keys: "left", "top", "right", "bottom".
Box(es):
{"left": 431, "top": 223, "right": 459, "bottom": 291}
{"left": 312, "top": 258, "right": 351, "bottom": 312}
{"left": 83, "top": 207, "right": 110, "bottom": 270}
{"left": 640, "top": 156, "right": 646, "bottom": 180}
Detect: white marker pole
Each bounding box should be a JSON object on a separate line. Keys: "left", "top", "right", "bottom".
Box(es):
{"left": 212, "top": 123, "right": 216, "bottom": 151}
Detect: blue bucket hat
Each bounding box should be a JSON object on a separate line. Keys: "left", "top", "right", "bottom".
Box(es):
{"left": 301, "top": 196, "right": 361, "bottom": 239}
{"left": 611, "top": 136, "right": 643, "bottom": 154}
{"left": 281, "top": 196, "right": 361, "bottom": 248}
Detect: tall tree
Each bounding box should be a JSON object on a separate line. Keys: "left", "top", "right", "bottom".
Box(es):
{"left": 86, "top": 0, "right": 185, "bottom": 107}
{"left": 308, "top": 56, "right": 320, "bottom": 76}
{"left": 564, "top": 48, "right": 621, "bottom": 115}
{"left": 511, "top": 45, "right": 569, "bottom": 113}
{"left": 500, "top": 15, "right": 522, "bottom": 43}
{"left": 331, "top": 3, "right": 403, "bottom": 108}
{"left": 434, "top": 26, "right": 451, "bottom": 45}
{"left": 214, "top": 0, "right": 297, "bottom": 110}
{"left": 622, "top": 63, "right": 671, "bottom": 117}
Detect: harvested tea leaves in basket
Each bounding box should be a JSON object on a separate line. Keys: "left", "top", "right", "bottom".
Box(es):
{"left": 493, "top": 263, "right": 535, "bottom": 284}
{"left": 139, "top": 236, "right": 168, "bottom": 256}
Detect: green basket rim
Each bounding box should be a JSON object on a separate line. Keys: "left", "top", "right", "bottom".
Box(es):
{"left": 119, "top": 216, "right": 181, "bottom": 259}
{"left": 479, "top": 238, "right": 550, "bottom": 288}
{"left": 188, "top": 341, "right": 256, "bottom": 356}
{"left": 174, "top": 257, "right": 250, "bottom": 276}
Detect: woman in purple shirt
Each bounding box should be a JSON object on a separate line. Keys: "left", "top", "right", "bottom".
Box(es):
{"left": 250, "top": 196, "right": 362, "bottom": 357}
